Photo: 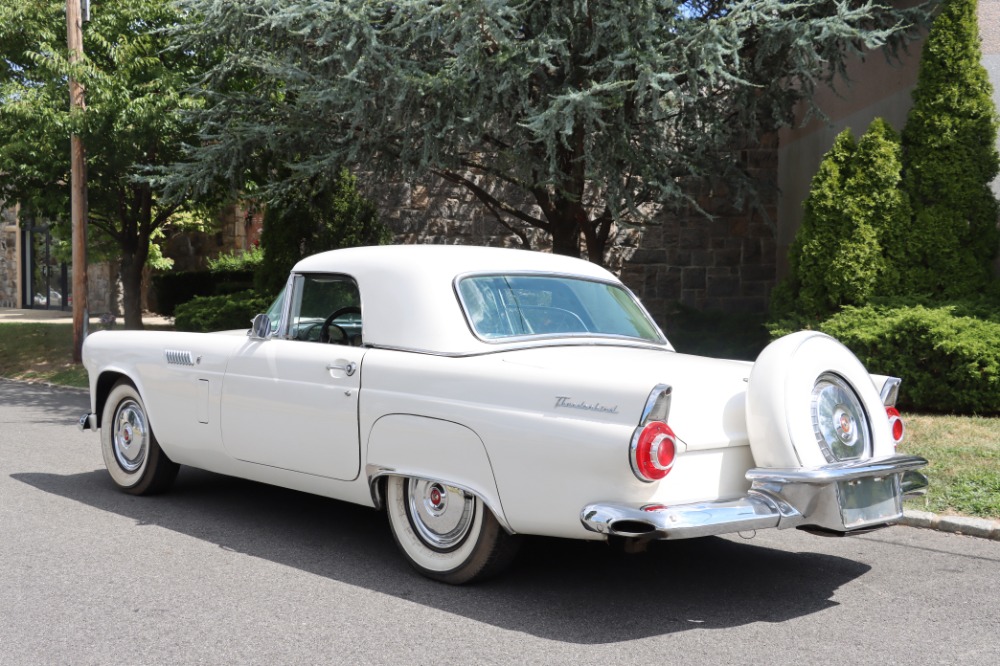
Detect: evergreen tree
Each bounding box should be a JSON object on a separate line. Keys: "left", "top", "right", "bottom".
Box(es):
{"left": 900, "top": 0, "right": 1000, "bottom": 295}
{"left": 255, "top": 169, "right": 390, "bottom": 297}
{"left": 163, "top": 0, "right": 925, "bottom": 266}
{"left": 774, "top": 119, "right": 909, "bottom": 319}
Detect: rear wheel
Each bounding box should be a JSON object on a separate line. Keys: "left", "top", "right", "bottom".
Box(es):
{"left": 385, "top": 476, "right": 520, "bottom": 584}
{"left": 100, "top": 380, "right": 179, "bottom": 495}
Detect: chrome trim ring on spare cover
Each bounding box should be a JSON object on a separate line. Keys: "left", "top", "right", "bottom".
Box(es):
{"left": 811, "top": 372, "right": 871, "bottom": 462}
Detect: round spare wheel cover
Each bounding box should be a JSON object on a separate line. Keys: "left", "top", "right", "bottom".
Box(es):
{"left": 745, "top": 331, "right": 895, "bottom": 469}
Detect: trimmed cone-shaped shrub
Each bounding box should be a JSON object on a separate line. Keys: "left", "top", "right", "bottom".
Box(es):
{"left": 772, "top": 119, "right": 909, "bottom": 319}
{"left": 900, "top": 0, "right": 1000, "bottom": 295}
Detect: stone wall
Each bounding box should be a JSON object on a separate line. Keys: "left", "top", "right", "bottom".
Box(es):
{"left": 160, "top": 204, "right": 263, "bottom": 273}
{"left": 368, "top": 152, "right": 778, "bottom": 326}
{"left": 0, "top": 208, "right": 17, "bottom": 308}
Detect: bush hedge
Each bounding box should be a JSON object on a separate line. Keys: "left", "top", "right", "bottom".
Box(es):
{"left": 150, "top": 268, "right": 255, "bottom": 316}
{"left": 816, "top": 303, "right": 1000, "bottom": 415}
{"left": 173, "top": 290, "right": 272, "bottom": 333}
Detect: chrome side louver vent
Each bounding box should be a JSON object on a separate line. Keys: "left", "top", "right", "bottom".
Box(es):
{"left": 164, "top": 349, "right": 195, "bottom": 366}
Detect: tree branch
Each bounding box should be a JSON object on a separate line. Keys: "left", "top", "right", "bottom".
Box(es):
{"left": 432, "top": 168, "right": 550, "bottom": 232}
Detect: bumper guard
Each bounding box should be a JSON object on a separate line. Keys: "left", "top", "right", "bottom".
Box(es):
{"left": 78, "top": 412, "right": 97, "bottom": 432}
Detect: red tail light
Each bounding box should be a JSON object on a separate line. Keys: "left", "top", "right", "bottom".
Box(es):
{"left": 630, "top": 421, "right": 676, "bottom": 482}
{"left": 886, "top": 406, "right": 904, "bottom": 446}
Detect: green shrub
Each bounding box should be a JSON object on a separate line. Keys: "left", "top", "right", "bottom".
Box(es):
{"left": 772, "top": 119, "right": 909, "bottom": 320}
{"left": 208, "top": 245, "right": 264, "bottom": 272}
{"left": 150, "top": 267, "right": 256, "bottom": 316}
{"left": 899, "top": 0, "right": 1000, "bottom": 295}
{"left": 256, "top": 168, "right": 390, "bottom": 296}
{"left": 173, "top": 291, "right": 272, "bottom": 333}
{"left": 818, "top": 304, "right": 1000, "bottom": 415}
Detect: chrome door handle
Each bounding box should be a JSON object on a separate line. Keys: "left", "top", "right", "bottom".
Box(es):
{"left": 326, "top": 361, "right": 357, "bottom": 377}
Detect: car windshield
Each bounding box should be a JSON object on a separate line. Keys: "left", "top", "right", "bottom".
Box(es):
{"left": 265, "top": 286, "right": 286, "bottom": 331}
{"left": 457, "top": 274, "right": 664, "bottom": 343}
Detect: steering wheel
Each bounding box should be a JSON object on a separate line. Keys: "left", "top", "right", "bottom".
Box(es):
{"left": 320, "top": 306, "right": 362, "bottom": 344}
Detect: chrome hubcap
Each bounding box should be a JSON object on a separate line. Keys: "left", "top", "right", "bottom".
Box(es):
{"left": 113, "top": 399, "right": 148, "bottom": 473}
{"left": 406, "top": 479, "right": 475, "bottom": 551}
{"left": 812, "top": 373, "right": 870, "bottom": 462}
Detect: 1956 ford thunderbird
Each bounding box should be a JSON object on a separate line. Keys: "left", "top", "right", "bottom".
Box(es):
{"left": 79, "top": 245, "right": 928, "bottom": 583}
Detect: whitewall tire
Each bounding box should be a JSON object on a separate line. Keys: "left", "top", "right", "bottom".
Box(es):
{"left": 385, "top": 476, "right": 520, "bottom": 584}
{"left": 100, "top": 380, "right": 179, "bottom": 495}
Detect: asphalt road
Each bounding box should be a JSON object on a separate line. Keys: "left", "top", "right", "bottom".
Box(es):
{"left": 2, "top": 380, "right": 998, "bottom": 665}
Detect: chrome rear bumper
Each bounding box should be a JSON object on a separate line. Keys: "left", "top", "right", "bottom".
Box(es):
{"left": 581, "top": 455, "right": 928, "bottom": 540}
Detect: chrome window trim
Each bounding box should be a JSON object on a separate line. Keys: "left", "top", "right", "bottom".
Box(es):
{"left": 280, "top": 272, "right": 364, "bottom": 344}
{"left": 366, "top": 338, "right": 675, "bottom": 358}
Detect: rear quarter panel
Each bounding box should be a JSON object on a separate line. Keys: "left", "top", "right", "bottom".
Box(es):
{"left": 359, "top": 347, "right": 756, "bottom": 540}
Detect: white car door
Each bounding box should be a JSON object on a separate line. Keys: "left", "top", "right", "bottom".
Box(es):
{"left": 220, "top": 273, "right": 366, "bottom": 481}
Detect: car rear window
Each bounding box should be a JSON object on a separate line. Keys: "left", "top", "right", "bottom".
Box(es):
{"left": 457, "top": 274, "right": 664, "bottom": 343}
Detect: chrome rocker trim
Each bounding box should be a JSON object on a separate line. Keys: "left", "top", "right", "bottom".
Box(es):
{"left": 581, "top": 455, "right": 928, "bottom": 540}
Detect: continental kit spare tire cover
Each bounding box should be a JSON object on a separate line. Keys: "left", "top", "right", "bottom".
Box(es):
{"left": 745, "top": 331, "right": 896, "bottom": 469}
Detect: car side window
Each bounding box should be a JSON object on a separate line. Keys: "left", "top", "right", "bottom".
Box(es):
{"left": 288, "top": 274, "right": 362, "bottom": 345}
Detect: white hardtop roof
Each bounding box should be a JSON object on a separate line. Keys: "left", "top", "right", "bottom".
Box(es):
{"left": 290, "top": 245, "right": 651, "bottom": 355}
{"left": 292, "top": 244, "right": 616, "bottom": 281}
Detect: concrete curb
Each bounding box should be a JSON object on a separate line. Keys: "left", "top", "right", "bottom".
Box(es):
{"left": 900, "top": 510, "right": 1000, "bottom": 541}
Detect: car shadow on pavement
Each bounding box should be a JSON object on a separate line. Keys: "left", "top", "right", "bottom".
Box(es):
{"left": 13, "top": 465, "right": 871, "bottom": 644}
{"left": 0, "top": 379, "right": 88, "bottom": 422}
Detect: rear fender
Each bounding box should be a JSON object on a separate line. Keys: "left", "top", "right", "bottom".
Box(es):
{"left": 365, "top": 414, "right": 511, "bottom": 533}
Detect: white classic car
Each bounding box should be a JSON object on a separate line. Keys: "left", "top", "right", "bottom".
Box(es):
{"left": 80, "top": 245, "right": 927, "bottom": 583}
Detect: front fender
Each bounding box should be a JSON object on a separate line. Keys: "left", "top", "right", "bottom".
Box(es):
{"left": 364, "top": 414, "right": 511, "bottom": 532}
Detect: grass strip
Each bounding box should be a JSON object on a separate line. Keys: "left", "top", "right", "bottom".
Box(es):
{"left": 902, "top": 414, "right": 1000, "bottom": 520}
{"left": 0, "top": 323, "right": 88, "bottom": 388}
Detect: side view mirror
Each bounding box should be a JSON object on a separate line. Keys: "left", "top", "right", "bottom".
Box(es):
{"left": 249, "top": 313, "right": 272, "bottom": 340}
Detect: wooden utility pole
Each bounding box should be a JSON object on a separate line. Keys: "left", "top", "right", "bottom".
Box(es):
{"left": 67, "top": 0, "right": 88, "bottom": 363}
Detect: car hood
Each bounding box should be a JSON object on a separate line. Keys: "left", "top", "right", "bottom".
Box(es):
{"left": 488, "top": 344, "right": 753, "bottom": 451}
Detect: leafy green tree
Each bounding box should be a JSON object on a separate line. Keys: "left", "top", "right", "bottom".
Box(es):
{"left": 0, "top": 0, "right": 207, "bottom": 328}
{"left": 163, "top": 0, "right": 924, "bottom": 266}
{"left": 255, "top": 169, "right": 390, "bottom": 297}
{"left": 773, "top": 119, "right": 910, "bottom": 319}
{"left": 900, "top": 0, "right": 1000, "bottom": 295}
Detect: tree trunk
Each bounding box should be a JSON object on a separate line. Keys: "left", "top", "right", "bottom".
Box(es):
{"left": 120, "top": 255, "right": 143, "bottom": 330}
{"left": 550, "top": 223, "right": 581, "bottom": 257}
{"left": 546, "top": 197, "right": 610, "bottom": 266}
{"left": 120, "top": 242, "right": 149, "bottom": 330}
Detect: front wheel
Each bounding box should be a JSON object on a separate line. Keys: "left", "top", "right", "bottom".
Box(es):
{"left": 100, "top": 380, "right": 179, "bottom": 495}
{"left": 385, "top": 476, "right": 520, "bottom": 584}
